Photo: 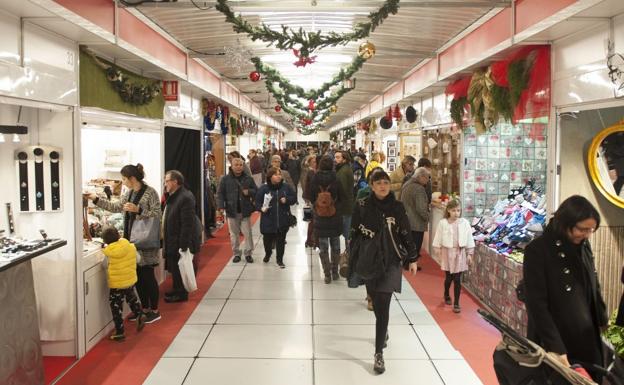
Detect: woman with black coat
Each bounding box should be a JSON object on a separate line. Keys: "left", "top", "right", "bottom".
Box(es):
{"left": 523, "top": 195, "right": 607, "bottom": 381}
{"left": 309, "top": 155, "right": 343, "bottom": 283}
{"left": 255, "top": 167, "right": 297, "bottom": 268}
{"left": 349, "top": 169, "right": 419, "bottom": 374}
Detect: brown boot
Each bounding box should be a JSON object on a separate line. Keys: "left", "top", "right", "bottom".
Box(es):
{"left": 330, "top": 251, "right": 340, "bottom": 281}
{"left": 367, "top": 295, "right": 374, "bottom": 311}
{"left": 319, "top": 252, "right": 331, "bottom": 284}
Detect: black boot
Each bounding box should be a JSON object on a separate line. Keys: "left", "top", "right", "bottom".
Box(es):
{"left": 319, "top": 252, "right": 331, "bottom": 284}
{"left": 330, "top": 251, "right": 340, "bottom": 281}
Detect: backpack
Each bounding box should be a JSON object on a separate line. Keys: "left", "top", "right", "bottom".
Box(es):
{"left": 315, "top": 185, "right": 336, "bottom": 217}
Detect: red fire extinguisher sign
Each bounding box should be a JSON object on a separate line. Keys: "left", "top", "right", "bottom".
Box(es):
{"left": 162, "top": 80, "right": 179, "bottom": 101}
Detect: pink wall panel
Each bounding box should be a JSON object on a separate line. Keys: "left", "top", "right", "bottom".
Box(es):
{"left": 383, "top": 82, "right": 404, "bottom": 107}
{"left": 188, "top": 60, "right": 220, "bottom": 97}
{"left": 515, "top": 0, "right": 576, "bottom": 33}
{"left": 404, "top": 60, "right": 438, "bottom": 95}
{"left": 118, "top": 9, "right": 186, "bottom": 75}
{"left": 54, "top": 0, "right": 114, "bottom": 33}
{"left": 439, "top": 8, "right": 512, "bottom": 76}
{"left": 370, "top": 95, "right": 383, "bottom": 113}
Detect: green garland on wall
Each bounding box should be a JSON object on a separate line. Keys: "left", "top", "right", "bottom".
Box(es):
{"left": 216, "top": 0, "right": 399, "bottom": 57}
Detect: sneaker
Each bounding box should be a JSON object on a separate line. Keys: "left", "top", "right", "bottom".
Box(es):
{"left": 144, "top": 311, "right": 162, "bottom": 324}
{"left": 263, "top": 255, "right": 270, "bottom": 263}
{"left": 164, "top": 294, "right": 188, "bottom": 303}
{"left": 453, "top": 304, "right": 461, "bottom": 313}
{"left": 373, "top": 352, "right": 385, "bottom": 374}
{"left": 136, "top": 313, "right": 146, "bottom": 331}
{"left": 245, "top": 255, "right": 254, "bottom": 263}
{"left": 278, "top": 262, "right": 285, "bottom": 269}
{"left": 444, "top": 296, "right": 452, "bottom": 305}
{"left": 127, "top": 312, "right": 140, "bottom": 322}
{"left": 367, "top": 296, "right": 374, "bottom": 311}
{"left": 109, "top": 331, "right": 125, "bottom": 342}
{"left": 232, "top": 255, "right": 241, "bottom": 263}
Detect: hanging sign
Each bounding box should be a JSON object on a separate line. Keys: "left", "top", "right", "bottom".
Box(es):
{"left": 162, "top": 80, "right": 179, "bottom": 102}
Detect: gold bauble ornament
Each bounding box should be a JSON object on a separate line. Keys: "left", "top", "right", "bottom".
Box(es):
{"left": 358, "top": 41, "right": 376, "bottom": 59}
{"left": 330, "top": 105, "right": 338, "bottom": 113}
{"left": 324, "top": 117, "right": 330, "bottom": 124}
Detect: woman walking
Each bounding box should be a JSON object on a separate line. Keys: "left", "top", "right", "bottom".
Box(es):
{"left": 302, "top": 155, "right": 318, "bottom": 248}
{"left": 256, "top": 167, "right": 297, "bottom": 268}
{"left": 349, "top": 169, "right": 419, "bottom": 374}
{"left": 87, "top": 163, "right": 162, "bottom": 323}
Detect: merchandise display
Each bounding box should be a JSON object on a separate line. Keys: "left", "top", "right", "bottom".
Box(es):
{"left": 462, "top": 122, "right": 547, "bottom": 218}
{"left": 0, "top": 231, "right": 67, "bottom": 271}
{"left": 15, "top": 146, "right": 63, "bottom": 212}
{"left": 422, "top": 130, "right": 461, "bottom": 195}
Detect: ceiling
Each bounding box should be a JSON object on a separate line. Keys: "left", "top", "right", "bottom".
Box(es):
{"left": 133, "top": 0, "right": 507, "bottom": 129}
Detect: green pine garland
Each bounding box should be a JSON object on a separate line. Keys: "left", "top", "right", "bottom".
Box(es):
{"left": 490, "top": 84, "right": 513, "bottom": 122}
{"left": 216, "top": 0, "right": 400, "bottom": 57}
{"left": 508, "top": 58, "right": 531, "bottom": 110}
{"left": 450, "top": 97, "right": 468, "bottom": 129}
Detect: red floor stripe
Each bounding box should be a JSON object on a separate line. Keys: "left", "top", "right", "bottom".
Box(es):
{"left": 55, "top": 215, "right": 257, "bottom": 385}
{"left": 44, "top": 356, "right": 75, "bottom": 385}
{"left": 404, "top": 252, "right": 500, "bottom": 385}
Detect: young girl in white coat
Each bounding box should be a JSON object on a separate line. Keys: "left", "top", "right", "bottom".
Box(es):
{"left": 432, "top": 199, "right": 475, "bottom": 313}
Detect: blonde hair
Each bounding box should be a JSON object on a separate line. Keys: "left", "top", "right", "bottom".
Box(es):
{"left": 444, "top": 199, "right": 461, "bottom": 219}
{"left": 371, "top": 152, "right": 381, "bottom": 162}
{"left": 379, "top": 152, "right": 386, "bottom": 163}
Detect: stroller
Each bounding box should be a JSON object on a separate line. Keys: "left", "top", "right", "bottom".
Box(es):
{"left": 478, "top": 309, "right": 624, "bottom": 385}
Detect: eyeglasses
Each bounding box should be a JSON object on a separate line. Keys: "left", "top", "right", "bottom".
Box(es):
{"left": 574, "top": 225, "right": 596, "bottom": 234}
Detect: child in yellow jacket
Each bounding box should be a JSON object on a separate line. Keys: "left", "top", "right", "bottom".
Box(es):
{"left": 102, "top": 227, "right": 145, "bottom": 341}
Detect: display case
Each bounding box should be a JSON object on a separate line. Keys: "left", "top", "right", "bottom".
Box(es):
{"left": 422, "top": 129, "right": 462, "bottom": 195}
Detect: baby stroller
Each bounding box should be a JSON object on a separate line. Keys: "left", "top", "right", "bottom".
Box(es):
{"left": 478, "top": 309, "right": 624, "bottom": 385}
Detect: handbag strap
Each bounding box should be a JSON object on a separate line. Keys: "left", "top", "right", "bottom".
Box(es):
{"left": 385, "top": 217, "right": 404, "bottom": 264}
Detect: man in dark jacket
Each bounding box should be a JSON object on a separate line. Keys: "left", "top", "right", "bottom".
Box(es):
{"left": 163, "top": 170, "right": 200, "bottom": 303}
{"left": 310, "top": 155, "right": 343, "bottom": 283}
{"left": 217, "top": 157, "right": 257, "bottom": 263}
{"left": 286, "top": 149, "right": 301, "bottom": 202}
{"left": 249, "top": 149, "right": 264, "bottom": 189}
{"left": 335, "top": 150, "right": 354, "bottom": 245}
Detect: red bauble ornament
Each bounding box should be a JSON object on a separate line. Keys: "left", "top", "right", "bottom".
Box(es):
{"left": 385, "top": 107, "right": 393, "bottom": 121}
{"left": 274, "top": 105, "right": 282, "bottom": 112}
{"left": 308, "top": 100, "right": 315, "bottom": 111}
{"left": 249, "top": 71, "right": 261, "bottom": 82}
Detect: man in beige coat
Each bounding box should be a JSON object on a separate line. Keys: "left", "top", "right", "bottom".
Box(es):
{"left": 389, "top": 155, "right": 415, "bottom": 201}
{"left": 401, "top": 167, "right": 431, "bottom": 261}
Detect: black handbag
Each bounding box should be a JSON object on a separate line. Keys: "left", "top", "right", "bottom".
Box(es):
{"left": 303, "top": 206, "right": 313, "bottom": 222}
{"left": 353, "top": 226, "right": 386, "bottom": 281}
{"left": 288, "top": 211, "right": 297, "bottom": 227}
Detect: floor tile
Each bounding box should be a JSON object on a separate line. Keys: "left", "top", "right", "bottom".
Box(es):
{"left": 217, "top": 299, "right": 312, "bottom": 324}
{"left": 313, "top": 300, "right": 410, "bottom": 325}
{"left": 229, "top": 280, "right": 311, "bottom": 300}
{"left": 413, "top": 325, "right": 463, "bottom": 359}
{"left": 215, "top": 265, "right": 245, "bottom": 279}
{"left": 312, "top": 280, "right": 367, "bottom": 300}
{"left": 163, "top": 325, "right": 212, "bottom": 358}
{"left": 393, "top": 285, "right": 421, "bottom": 300}
{"left": 202, "top": 280, "right": 237, "bottom": 299}
{"left": 314, "top": 359, "right": 444, "bottom": 385}
{"left": 396, "top": 299, "right": 437, "bottom": 325}
{"left": 183, "top": 358, "right": 312, "bottom": 385}
{"left": 142, "top": 357, "right": 193, "bottom": 385}
{"left": 239, "top": 265, "right": 311, "bottom": 281}
{"left": 199, "top": 325, "right": 312, "bottom": 358}
{"left": 186, "top": 299, "right": 226, "bottom": 324}
{"left": 434, "top": 359, "right": 484, "bottom": 385}
{"left": 314, "top": 325, "right": 428, "bottom": 359}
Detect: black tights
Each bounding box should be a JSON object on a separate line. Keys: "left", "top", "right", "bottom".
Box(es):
{"left": 444, "top": 271, "right": 462, "bottom": 305}
{"left": 263, "top": 230, "right": 288, "bottom": 264}
{"left": 137, "top": 265, "right": 159, "bottom": 311}
{"left": 367, "top": 288, "right": 393, "bottom": 354}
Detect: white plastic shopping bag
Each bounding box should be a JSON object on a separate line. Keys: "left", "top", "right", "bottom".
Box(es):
{"left": 178, "top": 248, "right": 197, "bottom": 293}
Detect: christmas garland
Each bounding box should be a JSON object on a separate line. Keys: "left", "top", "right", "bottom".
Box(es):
{"left": 251, "top": 56, "right": 364, "bottom": 101}
{"left": 343, "top": 126, "right": 356, "bottom": 139}
{"left": 216, "top": 0, "right": 399, "bottom": 58}
{"left": 82, "top": 48, "right": 161, "bottom": 106}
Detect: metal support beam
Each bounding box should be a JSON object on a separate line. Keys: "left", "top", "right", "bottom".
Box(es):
{"left": 133, "top": 0, "right": 511, "bottom": 9}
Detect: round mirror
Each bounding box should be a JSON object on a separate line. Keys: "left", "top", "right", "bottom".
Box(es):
{"left": 587, "top": 121, "right": 624, "bottom": 208}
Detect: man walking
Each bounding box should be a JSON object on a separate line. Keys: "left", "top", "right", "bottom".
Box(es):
{"left": 217, "top": 157, "right": 258, "bottom": 263}
{"left": 390, "top": 155, "right": 415, "bottom": 201}
{"left": 401, "top": 167, "right": 431, "bottom": 269}
{"left": 334, "top": 150, "right": 354, "bottom": 247}
{"left": 162, "top": 170, "right": 200, "bottom": 303}
{"left": 249, "top": 149, "right": 263, "bottom": 188}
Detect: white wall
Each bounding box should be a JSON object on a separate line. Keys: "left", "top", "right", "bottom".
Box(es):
{"left": 283, "top": 130, "right": 329, "bottom": 142}
{"left": 0, "top": 104, "right": 76, "bottom": 354}
{"left": 552, "top": 15, "right": 624, "bottom": 107}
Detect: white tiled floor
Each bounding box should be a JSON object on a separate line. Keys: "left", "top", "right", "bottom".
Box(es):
{"left": 143, "top": 209, "right": 484, "bottom": 385}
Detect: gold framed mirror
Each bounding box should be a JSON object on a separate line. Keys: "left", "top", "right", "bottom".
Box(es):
{"left": 587, "top": 121, "right": 624, "bottom": 208}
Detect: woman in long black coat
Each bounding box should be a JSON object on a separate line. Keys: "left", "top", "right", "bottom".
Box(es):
{"left": 523, "top": 195, "right": 607, "bottom": 381}
{"left": 349, "top": 169, "right": 419, "bottom": 374}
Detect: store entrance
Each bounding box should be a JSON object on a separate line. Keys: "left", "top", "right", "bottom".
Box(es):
{"left": 164, "top": 127, "right": 202, "bottom": 216}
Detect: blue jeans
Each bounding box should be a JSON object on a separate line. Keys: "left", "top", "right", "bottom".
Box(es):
{"left": 342, "top": 215, "right": 352, "bottom": 242}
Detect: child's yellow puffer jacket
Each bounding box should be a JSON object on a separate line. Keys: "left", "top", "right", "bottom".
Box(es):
{"left": 104, "top": 238, "right": 137, "bottom": 289}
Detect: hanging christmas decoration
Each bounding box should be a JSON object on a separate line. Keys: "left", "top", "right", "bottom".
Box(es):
{"left": 249, "top": 71, "right": 261, "bottom": 82}
{"left": 293, "top": 49, "right": 317, "bottom": 68}
{"left": 223, "top": 38, "right": 253, "bottom": 71}
{"left": 385, "top": 107, "right": 393, "bottom": 121}
{"left": 358, "top": 41, "right": 376, "bottom": 59}
{"left": 308, "top": 100, "right": 315, "bottom": 111}
{"left": 274, "top": 105, "right": 282, "bottom": 112}
{"left": 393, "top": 104, "right": 402, "bottom": 121}
{"left": 215, "top": 0, "right": 400, "bottom": 56}
{"left": 330, "top": 105, "right": 338, "bottom": 113}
